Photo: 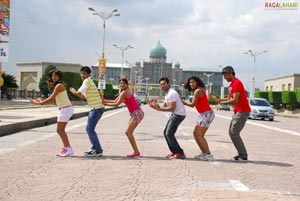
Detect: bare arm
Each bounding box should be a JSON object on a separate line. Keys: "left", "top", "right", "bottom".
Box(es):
{"left": 105, "top": 91, "right": 128, "bottom": 107}
{"left": 69, "top": 87, "right": 86, "bottom": 100}
{"left": 209, "top": 93, "right": 239, "bottom": 105}
{"left": 183, "top": 89, "right": 202, "bottom": 108}
{"left": 148, "top": 100, "right": 176, "bottom": 112}
{"left": 30, "top": 84, "right": 64, "bottom": 105}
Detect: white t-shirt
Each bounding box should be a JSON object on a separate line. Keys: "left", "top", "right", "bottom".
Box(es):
{"left": 164, "top": 88, "right": 186, "bottom": 116}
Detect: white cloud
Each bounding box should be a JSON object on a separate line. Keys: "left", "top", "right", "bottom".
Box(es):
{"left": 3, "top": 0, "right": 300, "bottom": 92}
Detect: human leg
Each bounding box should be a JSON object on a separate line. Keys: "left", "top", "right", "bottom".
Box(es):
{"left": 86, "top": 108, "right": 104, "bottom": 153}
{"left": 164, "top": 114, "right": 185, "bottom": 155}
{"left": 229, "top": 112, "right": 249, "bottom": 159}
{"left": 126, "top": 121, "right": 140, "bottom": 157}
{"left": 193, "top": 126, "right": 210, "bottom": 153}
{"left": 57, "top": 122, "right": 70, "bottom": 147}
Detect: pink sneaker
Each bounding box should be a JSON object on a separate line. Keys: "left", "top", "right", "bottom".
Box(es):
{"left": 127, "top": 152, "right": 140, "bottom": 158}
{"left": 56, "top": 147, "right": 73, "bottom": 157}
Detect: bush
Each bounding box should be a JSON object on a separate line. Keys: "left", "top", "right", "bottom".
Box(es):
{"left": 254, "top": 91, "right": 269, "bottom": 101}
{"left": 268, "top": 91, "right": 282, "bottom": 109}
{"left": 282, "top": 91, "right": 297, "bottom": 110}
{"left": 295, "top": 88, "right": 300, "bottom": 109}
{"left": 39, "top": 65, "right": 57, "bottom": 98}
{"left": 62, "top": 71, "right": 82, "bottom": 101}
{"left": 92, "top": 79, "right": 119, "bottom": 100}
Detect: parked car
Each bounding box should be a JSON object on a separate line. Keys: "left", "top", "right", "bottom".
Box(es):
{"left": 216, "top": 104, "right": 230, "bottom": 111}
{"left": 248, "top": 98, "right": 274, "bottom": 121}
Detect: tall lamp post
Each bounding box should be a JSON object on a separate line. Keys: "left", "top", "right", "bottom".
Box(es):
{"left": 113, "top": 44, "right": 133, "bottom": 79}
{"left": 244, "top": 50, "right": 267, "bottom": 98}
{"left": 88, "top": 7, "right": 119, "bottom": 91}
{"left": 88, "top": 7, "right": 120, "bottom": 59}
{"left": 145, "top": 77, "right": 149, "bottom": 95}
{"left": 203, "top": 73, "right": 214, "bottom": 95}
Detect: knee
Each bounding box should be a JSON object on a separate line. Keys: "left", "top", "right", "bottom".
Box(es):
{"left": 57, "top": 128, "right": 64, "bottom": 134}
{"left": 126, "top": 131, "right": 133, "bottom": 137}
{"left": 86, "top": 125, "right": 92, "bottom": 133}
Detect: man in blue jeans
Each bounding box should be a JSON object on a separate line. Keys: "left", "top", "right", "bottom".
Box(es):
{"left": 148, "top": 77, "right": 186, "bottom": 159}
{"left": 70, "top": 66, "right": 105, "bottom": 157}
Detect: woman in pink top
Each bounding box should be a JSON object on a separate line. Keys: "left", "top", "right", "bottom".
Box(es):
{"left": 104, "top": 78, "right": 144, "bottom": 157}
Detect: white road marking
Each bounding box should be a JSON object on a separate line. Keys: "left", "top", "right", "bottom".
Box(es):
{"left": 215, "top": 114, "right": 300, "bottom": 137}
{"left": 0, "top": 109, "right": 128, "bottom": 155}
{"left": 228, "top": 180, "right": 250, "bottom": 192}
{"left": 164, "top": 113, "right": 170, "bottom": 118}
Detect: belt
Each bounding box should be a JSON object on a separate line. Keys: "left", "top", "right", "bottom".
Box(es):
{"left": 59, "top": 105, "right": 72, "bottom": 110}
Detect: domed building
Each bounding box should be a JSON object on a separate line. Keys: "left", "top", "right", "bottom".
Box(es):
{"left": 143, "top": 40, "right": 173, "bottom": 83}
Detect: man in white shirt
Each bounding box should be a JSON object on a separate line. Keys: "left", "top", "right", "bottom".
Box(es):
{"left": 148, "top": 77, "right": 186, "bottom": 159}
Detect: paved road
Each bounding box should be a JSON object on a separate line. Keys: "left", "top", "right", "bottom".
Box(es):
{"left": 0, "top": 106, "right": 299, "bottom": 201}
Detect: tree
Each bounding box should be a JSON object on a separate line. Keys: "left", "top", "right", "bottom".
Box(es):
{"left": 1, "top": 73, "right": 19, "bottom": 100}
{"left": 39, "top": 65, "right": 57, "bottom": 98}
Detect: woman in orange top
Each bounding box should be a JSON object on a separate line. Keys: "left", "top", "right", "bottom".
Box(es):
{"left": 182, "top": 76, "right": 215, "bottom": 161}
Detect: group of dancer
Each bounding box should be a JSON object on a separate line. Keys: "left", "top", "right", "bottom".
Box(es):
{"left": 30, "top": 65, "right": 250, "bottom": 161}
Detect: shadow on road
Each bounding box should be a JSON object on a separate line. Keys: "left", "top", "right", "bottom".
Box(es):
{"left": 215, "top": 159, "right": 293, "bottom": 167}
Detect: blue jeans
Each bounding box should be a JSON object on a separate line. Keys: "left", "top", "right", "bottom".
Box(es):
{"left": 163, "top": 113, "right": 185, "bottom": 155}
{"left": 86, "top": 108, "right": 104, "bottom": 153}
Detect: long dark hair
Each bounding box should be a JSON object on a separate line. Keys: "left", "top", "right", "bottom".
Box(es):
{"left": 47, "top": 69, "right": 63, "bottom": 91}
{"left": 184, "top": 76, "right": 205, "bottom": 92}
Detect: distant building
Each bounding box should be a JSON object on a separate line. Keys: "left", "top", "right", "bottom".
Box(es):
{"left": 143, "top": 40, "right": 173, "bottom": 84}
{"left": 16, "top": 62, "right": 82, "bottom": 91}
{"left": 264, "top": 74, "right": 300, "bottom": 91}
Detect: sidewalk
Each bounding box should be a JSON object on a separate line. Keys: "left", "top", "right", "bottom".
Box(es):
{"left": 0, "top": 100, "right": 117, "bottom": 137}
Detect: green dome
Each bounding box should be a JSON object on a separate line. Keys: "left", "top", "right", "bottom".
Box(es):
{"left": 150, "top": 40, "right": 167, "bottom": 57}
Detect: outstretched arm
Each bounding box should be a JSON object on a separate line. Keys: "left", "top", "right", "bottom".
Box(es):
{"left": 30, "top": 84, "right": 64, "bottom": 106}
{"left": 69, "top": 87, "right": 86, "bottom": 100}
{"left": 104, "top": 91, "right": 127, "bottom": 107}
{"left": 183, "top": 89, "right": 201, "bottom": 108}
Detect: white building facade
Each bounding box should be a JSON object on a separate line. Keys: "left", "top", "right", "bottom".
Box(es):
{"left": 264, "top": 74, "right": 300, "bottom": 91}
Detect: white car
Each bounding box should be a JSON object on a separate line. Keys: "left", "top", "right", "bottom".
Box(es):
{"left": 248, "top": 98, "right": 274, "bottom": 121}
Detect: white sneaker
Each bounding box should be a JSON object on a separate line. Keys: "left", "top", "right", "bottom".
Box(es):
{"left": 198, "top": 153, "right": 214, "bottom": 161}
{"left": 57, "top": 147, "right": 73, "bottom": 157}
{"left": 195, "top": 153, "right": 207, "bottom": 159}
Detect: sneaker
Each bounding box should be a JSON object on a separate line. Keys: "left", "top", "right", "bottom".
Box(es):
{"left": 166, "top": 153, "right": 175, "bottom": 158}
{"left": 57, "top": 147, "right": 73, "bottom": 157}
{"left": 171, "top": 153, "right": 186, "bottom": 159}
{"left": 84, "top": 149, "right": 93, "bottom": 154}
{"left": 198, "top": 153, "right": 214, "bottom": 161}
{"left": 84, "top": 149, "right": 103, "bottom": 157}
{"left": 127, "top": 152, "right": 140, "bottom": 158}
{"left": 194, "top": 153, "right": 207, "bottom": 159}
{"left": 232, "top": 155, "right": 247, "bottom": 161}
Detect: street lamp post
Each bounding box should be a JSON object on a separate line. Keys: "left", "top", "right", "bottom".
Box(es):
{"left": 203, "top": 73, "right": 214, "bottom": 95}
{"left": 125, "top": 60, "right": 134, "bottom": 84}
{"left": 88, "top": 7, "right": 120, "bottom": 59}
{"left": 145, "top": 77, "right": 149, "bottom": 95}
{"left": 244, "top": 50, "right": 267, "bottom": 98}
{"left": 113, "top": 44, "right": 133, "bottom": 78}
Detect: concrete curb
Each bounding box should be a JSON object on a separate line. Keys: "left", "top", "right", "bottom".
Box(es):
{"left": 0, "top": 107, "right": 121, "bottom": 137}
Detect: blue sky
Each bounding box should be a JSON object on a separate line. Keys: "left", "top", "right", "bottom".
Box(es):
{"left": 3, "top": 0, "right": 300, "bottom": 91}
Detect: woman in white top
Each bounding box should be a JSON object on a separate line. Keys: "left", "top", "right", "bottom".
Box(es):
{"left": 30, "top": 69, "right": 74, "bottom": 157}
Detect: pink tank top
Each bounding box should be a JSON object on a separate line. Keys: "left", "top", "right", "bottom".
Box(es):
{"left": 123, "top": 90, "right": 141, "bottom": 113}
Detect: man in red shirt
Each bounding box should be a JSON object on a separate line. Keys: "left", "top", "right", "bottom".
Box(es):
{"left": 210, "top": 66, "right": 250, "bottom": 161}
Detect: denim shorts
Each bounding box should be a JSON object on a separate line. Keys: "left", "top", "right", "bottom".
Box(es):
{"left": 196, "top": 110, "right": 215, "bottom": 128}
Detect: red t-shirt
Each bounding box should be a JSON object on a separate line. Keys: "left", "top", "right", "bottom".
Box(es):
{"left": 229, "top": 78, "right": 251, "bottom": 113}
{"left": 195, "top": 88, "right": 212, "bottom": 113}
